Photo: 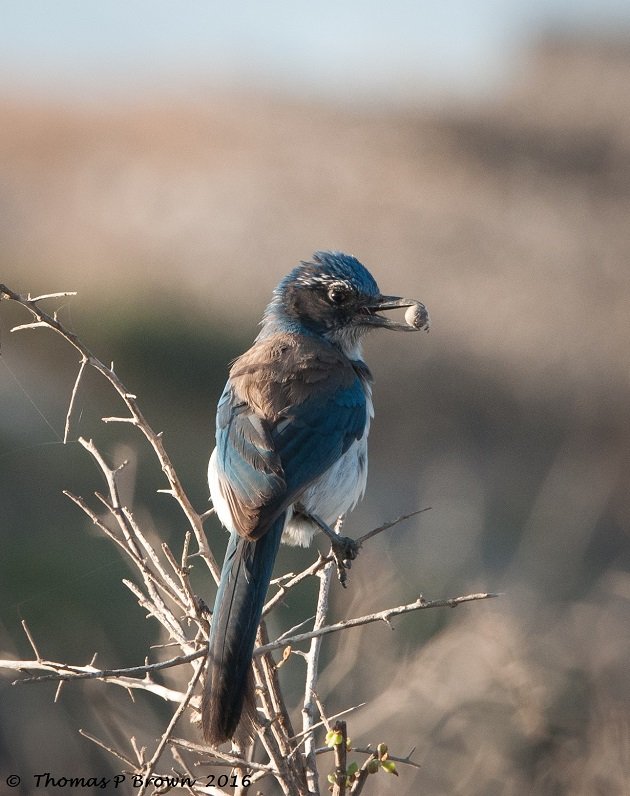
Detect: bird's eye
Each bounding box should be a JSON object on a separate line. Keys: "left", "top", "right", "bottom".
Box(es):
{"left": 327, "top": 286, "right": 350, "bottom": 305}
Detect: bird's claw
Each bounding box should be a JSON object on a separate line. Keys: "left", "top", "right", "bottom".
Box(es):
{"left": 330, "top": 535, "right": 361, "bottom": 587}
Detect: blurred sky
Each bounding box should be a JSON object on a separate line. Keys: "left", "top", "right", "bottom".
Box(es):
{"left": 2, "top": 1, "right": 630, "bottom": 103}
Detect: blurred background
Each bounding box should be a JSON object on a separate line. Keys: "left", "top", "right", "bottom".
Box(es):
{"left": 1, "top": 2, "right": 629, "bottom": 793}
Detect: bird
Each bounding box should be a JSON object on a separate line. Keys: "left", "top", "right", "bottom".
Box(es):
{"left": 202, "top": 250, "right": 429, "bottom": 746}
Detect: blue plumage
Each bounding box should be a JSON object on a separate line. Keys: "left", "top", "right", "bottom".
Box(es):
{"left": 202, "top": 251, "right": 428, "bottom": 745}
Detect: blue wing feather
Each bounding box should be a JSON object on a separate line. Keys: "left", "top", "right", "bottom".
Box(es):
{"left": 214, "top": 356, "right": 367, "bottom": 539}
{"left": 273, "top": 379, "right": 366, "bottom": 496}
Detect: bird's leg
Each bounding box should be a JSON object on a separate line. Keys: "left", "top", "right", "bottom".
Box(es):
{"left": 306, "top": 512, "right": 361, "bottom": 587}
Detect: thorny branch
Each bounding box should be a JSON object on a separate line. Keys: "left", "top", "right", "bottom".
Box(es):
{"left": 302, "top": 556, "right": 336, "bottom": 795}
{"left": 0, "top": 282, "right": 220, "bottom": 584}
{"left": 0, "top": 285, "right": 497, "bottom": 795}
{"left": 5, "top": 650, "right": 205, "bottom": 690}
{"left": 255, "top": 592, "right": 499, "bottom": 656}
{"left": 136, "top": 659, "right": 205, "bottom": 796}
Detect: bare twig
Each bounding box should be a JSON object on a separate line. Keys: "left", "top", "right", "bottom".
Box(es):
{"left": 250, "top": 652, "right": 301, "bottom": 796}
{"left": 64, "top": 486, "right": 196, "bottom": 641}
{"left": 169, "top": 746, "right": 199, "bottom": 795}
{"left": 1, "top": 283, "right": 219, "bottom": 582}
{"left": 76, "top": 436, "right": 190, "bottom": 645}
{"left": 289, "top": 703, "right": 366, "bottom": 745}
{"left": 354, "top": 507, "right": 431, "bottom": 545}
{"left": 302, "top": 558, "right": 335, "bottom": 795}
{"left": 64, "top": 355, "right": 87, "bottom": 443}
{"left": 136, "top": 660, "right": 204, "bottom": 796}
{"left": 169, "top": 738, "right": 276, "bottom": 774}
{"left": 256, "top": 592, "right": 499, "bottom": 655}
{"left": 264, "top": 553, "right": 329, "bottom": 615}
{"left": 28, "top": 291, "right": 78, "bottom": 302}
{"left": 79, "top": 729, "right": 136, "bottom": 767}
{"left": 21, "top": 620, "right": 43, "bottom": 662}
{"left": 162, "top": 539, "right": 198, "bottom": 616}
{"left": 316, "top": 744, "right": 421, "bottom": 770}
{"left": 5, "top": 650, "right": 204, "bottom": 692}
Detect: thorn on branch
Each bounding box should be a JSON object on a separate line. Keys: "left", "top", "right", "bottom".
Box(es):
{"left": 79, "top": 729, "right": 136, "bottom": 767}
{"left": 32, "top": 291, "right": 78, "bottom": 302}
{"left": 22, "top": 620, "right": 43, "bottom": 662}
{"left": 54, "top": 680, "right": 65, "bottom": 703}
{"left": 63, "top": 355, "right": 87, "bottom": 444}
{"left": 10, "top": 321, "right": 49, "bottom": 333}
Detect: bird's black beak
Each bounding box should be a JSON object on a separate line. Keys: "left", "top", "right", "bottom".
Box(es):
{"left": 361, "top": 294, "right": 430, "bottom": 332}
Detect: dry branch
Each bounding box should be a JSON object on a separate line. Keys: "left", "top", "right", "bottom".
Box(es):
{"left": 5, "top": 649, "right": 205, "bottom": 689}
{"left": 0, "top": 283, "right": 220, "bottom": 583}
{"left": 255, "top": 592, "right": 499, "bottom": 656}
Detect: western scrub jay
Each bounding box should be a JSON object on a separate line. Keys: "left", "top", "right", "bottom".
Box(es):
{"left": 202, "top": 251, "right": 429, "bottom": 745}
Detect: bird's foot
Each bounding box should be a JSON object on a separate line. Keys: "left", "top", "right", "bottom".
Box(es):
{"left": 329, "top": 534, "right": 361, "bottom": 587}
{"left": 303, "top": 511, "right": 362, "bottom": 587}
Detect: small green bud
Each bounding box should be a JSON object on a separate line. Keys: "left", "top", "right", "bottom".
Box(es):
{"left": 346, "top": 762, "right": 359, "bottom": 778}
{"left": 381, "top": 760, "right": 399, "bottom": 776}
{"left": 366, "top": 759, "right": 380, "bottom": 774}
{"left": 325, "top": 730, "right": 343, "bottom": 747}
{"left": 377, "top": 743, "right": 388, "bottom": 758}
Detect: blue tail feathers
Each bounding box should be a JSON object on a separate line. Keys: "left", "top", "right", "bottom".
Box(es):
{"left": 202, "top": 516, "right": 285, "bottom": 745}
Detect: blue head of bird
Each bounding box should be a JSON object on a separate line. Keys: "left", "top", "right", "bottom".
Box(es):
{"left": 260, "top": 250, "right": 429, "bottom": 356}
